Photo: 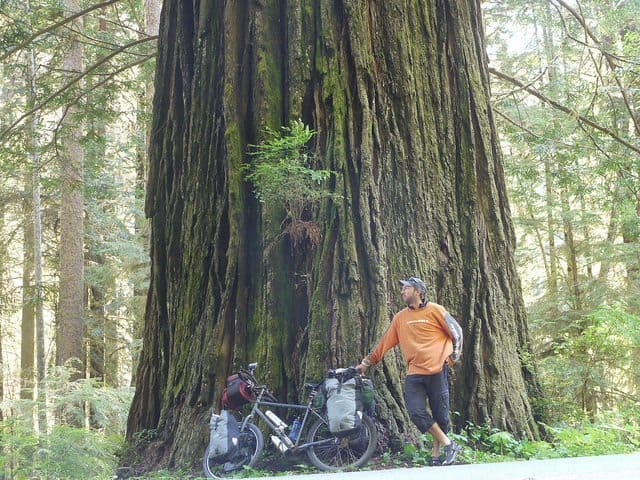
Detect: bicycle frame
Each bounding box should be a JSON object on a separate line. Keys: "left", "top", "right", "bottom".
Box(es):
{"left": 240, "top": 386, "right": 333, "bottom": 451}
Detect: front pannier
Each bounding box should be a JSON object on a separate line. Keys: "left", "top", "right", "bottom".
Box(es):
{"left": 223, "top": 374, "right": 256, "bottom": 410}
{"left": 325, "top": 375, "right": 362, "bottom": 437}
{"left": 361, "top": 378, "right": 375, "bottom": 416}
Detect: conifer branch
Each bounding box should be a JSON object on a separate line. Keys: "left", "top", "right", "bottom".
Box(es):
{"left": 0, "top": 0, "right": 122, "bottom": 62}
{"left": 0, "top": 36, "right": 157, "bottom": 140}
{"left": 550, "top": 0, "right": 640, "bottom": 136}
{"left": 54, "top": 53, "right": 156, "bottom": 137}
{"left": 489, "top": 67, "right": 640, "bottom": 156}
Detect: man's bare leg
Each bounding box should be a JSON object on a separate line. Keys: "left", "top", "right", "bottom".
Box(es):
{"left": 428, "top": 422, "right": 451, "bottom": 448}
{"left": 432, "top": 439, "right": 441, "bottom": 458}
{"left": 428, "top": 423, "right": 451, "bottom": 462}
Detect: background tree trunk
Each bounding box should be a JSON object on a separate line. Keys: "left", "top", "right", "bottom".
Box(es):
{"left": 126, "top": 0, "right": 542, "bottom": 470}
{"left": 0, "top": 209, "right": 5, "bottom": 421}
{"left": 23, "top": 0, "right": 47, "bottom": 429}
{"left": 55, "top": 0, "right": 85, "bottom": 378}
{"left": 21, "top": 45, "right": 40, "bottom": 406}
{"left": 21, "top": 171, "right": 35, "bottom": 401}
{"left": 0, "top": 318, "right": 3, "bottom": 421}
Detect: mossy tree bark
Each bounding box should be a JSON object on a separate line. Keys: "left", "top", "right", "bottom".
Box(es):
{"left": 127, "top": 0, "right": 542, "bottom": 471}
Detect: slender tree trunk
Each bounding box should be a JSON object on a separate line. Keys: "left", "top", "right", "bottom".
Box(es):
{"left": 86, "top": 258, "right": 117, "bottom": 386}
{"left": 558, "top": 178, "right": 582, "bottom": 312}
{"left": 598, "top": 176, "right": 620, "bottom": 281}
{"left": 84, "top": 8, "right": 119, "bottom": 388}
{"left": 577, "top": 186, "right": 593, "bottom": 279}
{"left": 622, "top": 197, "right": 640, "bottom": 311}
{"left": 544, "top": 157, "right": 558, "bottom": 298}
{"left": 33, "top": 134, "right": 46, "bottom": 431}
{"left": 21, "top": 171, "right": 35, "bottom": 401}
{"left": 23, "top": 0, "right": 48, "bottom": 430}
{"left": 541, "top": 7, "right": 559, "bottom": 300}
{"left": 0, "top": 318, "right": 3, "bottom": 422}
{"left": 88, "top": 281, "right": 105, "bottom": 379}
{"left": 126, "top": 0, "right": 541, "bottom": 470}
{"left": 22, "top": 46, "right": 44, "bottom": 421}
{"left": 0, "top": 210, "right": 5, "bottom": 421}
{"left": 56, "top": 0, "right": 85, "bottom": 378}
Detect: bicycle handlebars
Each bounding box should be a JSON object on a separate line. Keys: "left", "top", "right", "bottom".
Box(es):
{"left": 239, "top": 363, "right": 361, "bottom": 393}
{"left": 326, "top": 366, "right": 359, "bottom": 379}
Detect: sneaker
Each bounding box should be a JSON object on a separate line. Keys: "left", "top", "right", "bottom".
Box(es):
{"left": 441, "top": 440, "right": 461, "bottom": 466}
{"left": 428, "top": 457, "right": 442, "bottom": 466}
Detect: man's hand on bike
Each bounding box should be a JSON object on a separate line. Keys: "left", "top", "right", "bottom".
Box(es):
{"left": 355, "top": 363, "right": 368, "bottom": 374}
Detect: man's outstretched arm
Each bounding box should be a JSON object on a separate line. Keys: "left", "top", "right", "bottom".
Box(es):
{"left": 357, "top": 320, "right": 399, "bottom": 372}
{"left": 444, "top": 313, "right": 463, "bottom": 361}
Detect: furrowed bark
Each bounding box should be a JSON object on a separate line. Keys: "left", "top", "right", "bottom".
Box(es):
{"left": 126, "top": 0, "right": 541, "bottom": 471}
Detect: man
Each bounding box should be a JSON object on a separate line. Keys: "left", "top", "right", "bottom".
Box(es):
{"left": 357, "top": 276, "right": 463, "bottom": 466}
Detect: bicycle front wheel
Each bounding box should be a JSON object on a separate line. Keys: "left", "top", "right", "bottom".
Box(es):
{"left": 306, "top": 414, "right": 377, "bottom": 471}
{"left": 203, "top": 422, "right": 263, "bottom": 478}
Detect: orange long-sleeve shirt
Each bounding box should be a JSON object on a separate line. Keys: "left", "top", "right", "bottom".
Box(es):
{"left": 366, "top": 302, "right": 453, "bottom": 375}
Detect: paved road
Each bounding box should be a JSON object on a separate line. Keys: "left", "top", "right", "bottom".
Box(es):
{"left": 242, "top": 453, "right": 640, "bottom": 480}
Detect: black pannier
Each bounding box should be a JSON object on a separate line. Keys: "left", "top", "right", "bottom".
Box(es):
{"left": 223, "top": 374, "right": 256, "bottom": 410}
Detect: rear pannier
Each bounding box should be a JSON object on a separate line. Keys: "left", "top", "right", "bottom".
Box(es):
{"left": 207, "top": 410, "right": 240, "bottom": 462}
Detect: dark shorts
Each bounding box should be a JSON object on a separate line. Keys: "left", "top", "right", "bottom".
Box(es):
{"left": 404, "top": 364, "right": 450, "bottom": 433}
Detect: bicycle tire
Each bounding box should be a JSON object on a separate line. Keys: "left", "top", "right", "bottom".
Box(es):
{"left": 306, "top": 414, "right": 377, "bottom": 471}
{"left": 203, "top": 422, "right": 263, "bottom": 478}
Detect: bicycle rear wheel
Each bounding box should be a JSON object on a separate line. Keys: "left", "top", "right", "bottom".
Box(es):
{"left": 203, "top": 422, "right": 263, "bottom": 478}
{"left": 306, "top": 414, "right": 377, "bottom": 471}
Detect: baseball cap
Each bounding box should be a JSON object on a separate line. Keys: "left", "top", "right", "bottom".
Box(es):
{"left": 399, "top": 277, "right": 426, "bottom": 294}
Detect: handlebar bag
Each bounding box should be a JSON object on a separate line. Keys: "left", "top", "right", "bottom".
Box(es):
{"left": 223, "top": 374, "right": 256, "bottom": 410}
{"left": 207, "top": 410, "right": 240, "bottom": 462}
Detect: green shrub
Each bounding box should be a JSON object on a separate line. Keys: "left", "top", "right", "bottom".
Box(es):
{"left": 550, "top": 423, "right": 637, "bottom": 457}
{"left": 0, "top": 419, "right": 122, "bottom": 480}
{"left": 0, "top": 365, "right": 133, "bottom": 479}
{"left": 444, "top": 418, "right": 639, "bottom": 465}
{"left": 243, "top": 120, "right": 338, "bottom": 249}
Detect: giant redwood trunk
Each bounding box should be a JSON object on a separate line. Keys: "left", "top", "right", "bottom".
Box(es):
{"left": 126, "top": 0, "right": 542, "bottom": 471}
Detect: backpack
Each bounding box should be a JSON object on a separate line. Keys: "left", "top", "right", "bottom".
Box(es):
{"left": 207, "top": 410, "right": 240, "bottom": 462}
{"left": 324, "top": 375, "right": 362, "bottom": 437}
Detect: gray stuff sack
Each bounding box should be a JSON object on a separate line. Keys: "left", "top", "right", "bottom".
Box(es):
{"left": 207, "top": 410, "right": 240, "bottom": 462}
{"left": 325, "top": 377, "right": 362, "bottom": 437}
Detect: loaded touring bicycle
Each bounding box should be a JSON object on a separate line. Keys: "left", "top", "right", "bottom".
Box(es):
{"left": 203, "top": 362, "right": 378, "bottom": 478}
